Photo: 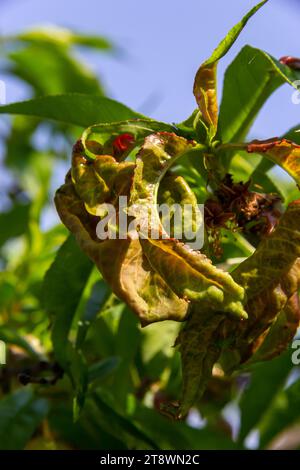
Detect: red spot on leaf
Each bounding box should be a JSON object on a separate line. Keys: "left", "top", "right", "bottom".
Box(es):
{"left": 112, "top": 133, "right": 135, "bottom": 157}
{"left": 247, "top": 138, "right": 280, "bottom": 153}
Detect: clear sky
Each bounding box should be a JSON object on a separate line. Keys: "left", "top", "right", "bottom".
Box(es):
{"left": 1, "top": 0, "right": 299, "bottom": 139}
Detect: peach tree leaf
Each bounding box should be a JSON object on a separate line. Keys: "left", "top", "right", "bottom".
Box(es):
{"left": 218, "top": 47, "right": 300, "bottom": 143}
{"left": 247, "top": 138, "right": 300, "bottom": 186}
{"left": 247, "top": 260, "right": 300, "bottom": 363}
{"left": 224, "top": 202, "right": 300, "bottom": 368}
{"left": 193, "top": 0, "right": 268, "bottom": 136}
{"left": 81, "top": 119, "right": 175, "bottom": 160}
{"left": 55, "top": 178, "right": 188, "bottom": 326}
{"left": 129, "top": 132, "right": 247, "bottom": 319}
{"left": 233, "top": 200, "right": 300, "bottom": 298}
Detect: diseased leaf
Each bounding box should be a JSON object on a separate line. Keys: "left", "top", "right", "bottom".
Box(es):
{"left": 233, "top": 200, "right": 300, "bottom": 297}
{"left": 82, "top": 119, "right": 175, "bottom": 160}
{"left": 193, "top": 0, "right": 268, "bottom": 135}
{"left": 130, "top": 133, "right": 247, "bottom": 319}
{"left": 218, "top": 202, "right": 300, "bottom": 369}
{"left": 248, "top": 260, "right": 300, "bottom": 363}
{"left": 55, "top": 164, "right": 189, "bottom": 326}
{"left": 175, "top": 309, "right": 225, "bottom": 418}
{"left": 247, "top": 138, "right": 300, "bottom": 186}
{"left": 56, "top": 130, "right": 248, "bottom": 418}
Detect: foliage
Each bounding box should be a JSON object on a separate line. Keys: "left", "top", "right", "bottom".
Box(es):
{"left": 0, "top": 2, "right": 300, "bottom": 450}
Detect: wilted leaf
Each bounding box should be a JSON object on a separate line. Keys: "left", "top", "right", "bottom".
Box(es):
{"left": 247, "top": 138, "right": 300, "bottom": 186}
{"left": 219, "top": 201, "right": 300, "bottom": 368}
{"left": 82, "top": 119, "right": 175, "bottom": 159}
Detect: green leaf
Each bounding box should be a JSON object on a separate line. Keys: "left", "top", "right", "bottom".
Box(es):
{"left": 91, "top": 390, "right": 159, "bottom": 450}
{"left": 0, "top": 388, "right": 48, "bottom": 450}
{"left": 193, "top": 0, "right": 268, "bottom": 135}
{"left": 282, "top": 125, "right": 300, "bottom": 144}
{"left": 76, "top": 280, "right": 111, "bottom": 349}
{"left": 0, "top": 202, "right": 30, "bottom": 247}
{"left": 218, "top": 46, "right": 300, "bottom": 142}
{"left": 0, "top": 94, "right": 143, "bottom": 128}
{"left": 9, "top": 43, "right": 102, "bottom": 95}
{"left": 88, "top": 357, "right": 120, "bottom": 384}
{"left": 14, "top": 25, "right": 112, "bottom": 51}
{"left": 70, "top": 348, "right": 89, "bottom": 421}
{"left": 238, "top": 349, "right": 293, "bottom": 443}
{"left": 48, "top": 402, "right": 125, "bottom": 450}
{"left": 42, "top": 234, "right": 93, "bottom": 368}
{"left": 259, "top": 377, "right": 300, "bottom": 448}
{"left": 112, "top": 307, "right": 141, "bottom": 405}
{"left": 132, "top": 400, "right": 240, "bottom": 450}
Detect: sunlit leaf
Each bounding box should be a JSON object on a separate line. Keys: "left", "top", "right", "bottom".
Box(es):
{"left": 218, "top": 46, "right": 300, "bottom": 142}
{"left": 0, "top": 94, "right": 143, "bottom": 128}
{"left": 9, "top": 43, "right": 102, "bottom": 95}
{"left": 14, "top": 26, "right": 112, "bottom": 51}
{"left": 247, "top": 138, "right": 300, "bottom": 186}
{"left": 193, "top": 0, "right": 268, "bottom": 135}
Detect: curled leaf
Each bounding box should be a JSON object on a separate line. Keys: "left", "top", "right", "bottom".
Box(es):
{"left": 247, "top": 138, "right": 300, "bottom": 186}
{"left": 56, "top": 127, "right": 249, "bottom": 417}
{"left": 233, "top": 200, "right": 300, "bottom": 297}
{"left": 219, "top": 201, "right": 300, "bottom": 368}
{"left": 193, "top": 0, "right": 268, "bottom": 135}
{"left": 81, "top": 119, "right": 175, "bottom": 160}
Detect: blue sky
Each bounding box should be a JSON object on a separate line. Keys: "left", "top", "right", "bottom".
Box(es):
{"left": 1, "top": 0, "right": 299, "bottom": 139}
